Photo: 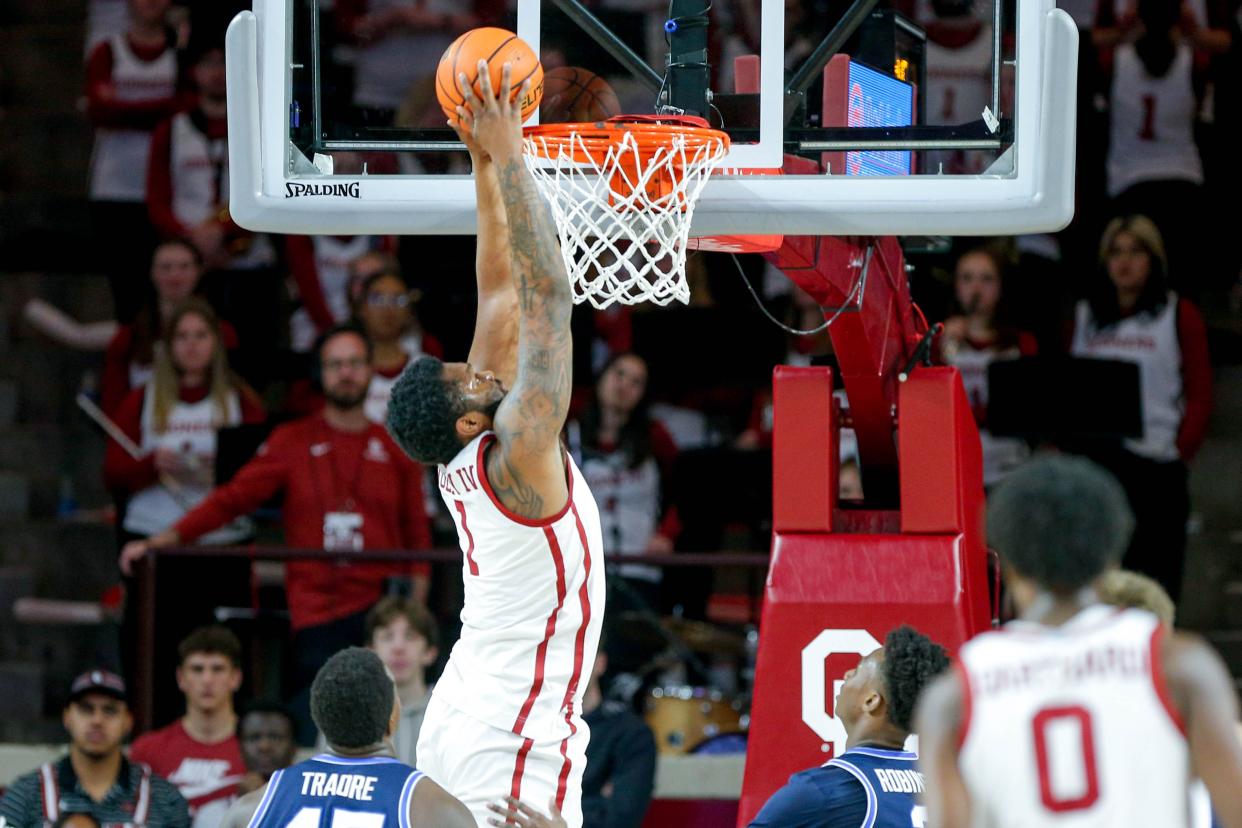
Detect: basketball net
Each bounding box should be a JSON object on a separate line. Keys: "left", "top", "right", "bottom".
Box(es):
{"left": 522, "top": 116, "right": 729, "bottom": 308}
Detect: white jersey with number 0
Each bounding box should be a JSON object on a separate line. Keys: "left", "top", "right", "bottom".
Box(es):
{"left": 435, "top": 432, "right": 606, "bottom": 743}
{"left": 958, "top": 605, "right": 1191, "bottom": 828}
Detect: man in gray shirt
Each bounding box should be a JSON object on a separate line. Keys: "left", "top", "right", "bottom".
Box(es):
{"left": 365, "top": 597, "right": 438, "bottom": 766}
{"left": 0, "top": 670, "right": 190, "bottom": 828}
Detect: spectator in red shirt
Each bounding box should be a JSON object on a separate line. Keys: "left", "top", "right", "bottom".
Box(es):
{"left": 120, "top": 323, "right": 433, "bottom": 742}
{"left": 1069, "top": 214, "right": 1212, "bottom": 603}
{"left": 130, "top": 626, "right": 247, "bottom": 828}
{"left": 86, "top": 0, "right": 184, "bottom": 322}
{"left": 936, "top": 243, "right": 1039, "bottom": 487}
{"left": 101, "top": 239, "right": 239, "bottom": 416}
{"left": 105, "top": 298, "right": 265, "bottom": 543}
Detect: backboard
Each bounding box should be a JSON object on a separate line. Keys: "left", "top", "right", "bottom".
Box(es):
{"left": 226, "top": 0, "right": 1078, "bottom": 237}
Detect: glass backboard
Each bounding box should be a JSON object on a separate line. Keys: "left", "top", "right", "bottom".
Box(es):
{"left": 226, "top": 0, "right": 1078, "bottom": 236}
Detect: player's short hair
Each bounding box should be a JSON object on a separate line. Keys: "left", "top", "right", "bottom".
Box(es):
{"left": 236, "top": 699, "right": 297, "bottom": 736}
{"left": 178, "top": 625, "right": 242, "bottom": 668}
{"left": 365, "top": 597, "right": 440, "bottom": 648}
{"left": 310, "top": 647, "right": 395, "bottom": 749}
{"left": 1096, "top": 569, "right": 1175, "bottom": 627}
{"left": 386, "top": 356, "right": 467, "bottom": 465}
{"left": 988, "top": 455, "right": 1133, "bottom": 593}
{"left": 881, "top": 625, "right": 950, "bottom": 733}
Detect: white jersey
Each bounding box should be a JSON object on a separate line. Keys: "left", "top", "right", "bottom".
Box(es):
{"left": 89, "top": 34, "right": 177, "bottom": 201}
{"left": 1071, "top": 295, "right": 1183, "bottom": 461}
{"left": 958, "top": 606, "right": 1191, "bottom": 828}
{"left": 123, "top": 386, "right": 253, "bottom": 543}
{"left": 435, "top": 432, "right": 606, "bottom": 744}
{"left": 1107, "top": 42, "right": 1203, "bottom": 196}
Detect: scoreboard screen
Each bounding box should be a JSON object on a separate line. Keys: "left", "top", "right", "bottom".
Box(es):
{"left": 845, "top": 61, "right": 915, "bottom": 176}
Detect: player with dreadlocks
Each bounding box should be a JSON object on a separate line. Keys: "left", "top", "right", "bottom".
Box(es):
{"left": 747, "top": 626, "right": 950, "bottom": 827}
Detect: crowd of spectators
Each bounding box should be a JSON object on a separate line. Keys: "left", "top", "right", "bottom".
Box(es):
{"left": 6, "top": 0, "right": 1240, "bottom": 824}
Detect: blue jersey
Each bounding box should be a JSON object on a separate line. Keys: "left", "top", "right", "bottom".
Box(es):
{"left": 749, "top": 746, "right": 924, "bottom": 828}
{"left": 248, "top": 755, "right": 425, "bottom": 828}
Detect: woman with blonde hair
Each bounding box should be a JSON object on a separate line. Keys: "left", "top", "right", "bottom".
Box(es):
{"left": 105, "top": 297, "right": 265, "bottom": 538}
{"left": 104, "top": 298, "right": 265, "bottom": 723}
{"left": 1070, "top": 214, "right": 1212, "bottom": 604}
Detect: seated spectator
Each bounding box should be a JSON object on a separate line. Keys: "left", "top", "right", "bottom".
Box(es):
{"left": 364, "top": 597, "right": 440, "bottom": 767}
{"left": 120, "top": 323, "right": 432, "bottom": 743}
{"left": 285, "top": 235, "right": 394, "bottom": 355}
{"left": 748, "top": 626, "right": 950, "bottom": 828}
{"left": 1069, "top": 214, "right": 1212, "bottom": 603}
{"left": 235, "top": 702, "right": 297, "bottom": 796}
{"left": 101, "top": 239, "right": 239, "bottom": 415}
{"left": 936, "top": 243, "right": 1037, "bottom": 486}
{"left": 580, "top": 650, "right": 657, "bottom": 828}
{"left": 357, "top": 266, "right": 443, "bottom": 425}
{"left": 0, "top": 671, "right": 190, "bottom": 828}
{"left": 130, "top": 627, "right": 247, "bottom": 828}
{"left": 566, "top": 353, "right": 679, "bottom": 608}
{"left": 146, "top": 30, "right": 273, "bottom": 274}
{"left": 86, "top": 0, "right": 184, "bottom": 323}
{"left": 106, "top": 300, "right": 260, "bottom": 723}
{"left": 105, "top": 298, "right": 265, "bottom": 544}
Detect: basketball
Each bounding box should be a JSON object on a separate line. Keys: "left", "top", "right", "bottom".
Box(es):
{"left": 539, "top": 66, "right": 622, "bottom": 124}
{"left": 436, "top": 27, "right": 544, "bottom": 123}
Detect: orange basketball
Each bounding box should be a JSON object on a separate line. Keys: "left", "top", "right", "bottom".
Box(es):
{"left": 539, "top": 66, "right": 622, "bottom": 124}
{"left": 436, "top": 28, "right": 544, "bottom": 124}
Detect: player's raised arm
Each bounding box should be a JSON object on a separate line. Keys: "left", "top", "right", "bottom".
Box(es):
{"left": 457, "top": 62, "right": 572, "bottom": 520}
{"left": 1164, "top": 632, "right": 1242, "bottom": 828}
{"left": 451, "top": 118, "right": 519, "bottom": 385}
{"left": 914, "top": 670, "right": 972, "bottom": 828}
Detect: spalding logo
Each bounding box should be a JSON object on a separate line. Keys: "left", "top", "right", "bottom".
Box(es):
{"left": 801, "top": 629, "right": 882, "bottom": 755}
{"left": 285, "top": 182, "right": 361, "bottom": 199}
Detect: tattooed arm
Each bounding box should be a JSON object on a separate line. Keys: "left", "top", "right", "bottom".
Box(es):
{"left": 451, "top": 118, "right": 519, "bottom": 386}
{"left": 457, "top": 62, "right": 572, "bottom": 520}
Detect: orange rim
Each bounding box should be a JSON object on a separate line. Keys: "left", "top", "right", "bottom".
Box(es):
{"left": 524, "top": 116, "right": 730, "bottom": 165}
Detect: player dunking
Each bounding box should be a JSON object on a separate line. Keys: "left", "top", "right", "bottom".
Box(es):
{"left": 386, "top": 61, "right": 604, "bottom": 828}
{"left": 917, "top": 455, "right": 1242, "bottom": 827}
{"left": 220, "top": 648, "right": 473, "bottom": 828}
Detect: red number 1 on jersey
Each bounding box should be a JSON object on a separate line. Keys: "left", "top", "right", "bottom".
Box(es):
{"left": 1032, "top": 705, "right": 1100, "bottom": 812}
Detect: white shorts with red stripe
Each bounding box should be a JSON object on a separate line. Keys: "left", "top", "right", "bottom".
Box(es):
{"left": 417, "top": 692, "right": 589, "bottom": 828}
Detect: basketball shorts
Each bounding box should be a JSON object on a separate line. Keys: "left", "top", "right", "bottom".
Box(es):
{"left": 416, "top": 692, "right": 589, "bottom": 828}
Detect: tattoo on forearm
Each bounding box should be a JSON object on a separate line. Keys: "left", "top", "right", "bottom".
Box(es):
{"left": 487, "top": 158, "right": 575, "bottom": 517}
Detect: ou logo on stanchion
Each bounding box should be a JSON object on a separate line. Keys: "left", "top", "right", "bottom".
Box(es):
{"left": 801, "top": 629, "right": 882, "bottom": 755}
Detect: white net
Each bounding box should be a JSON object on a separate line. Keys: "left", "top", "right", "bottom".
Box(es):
{"left": 523, "top": 122, "right": 729, "bottom": 309}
